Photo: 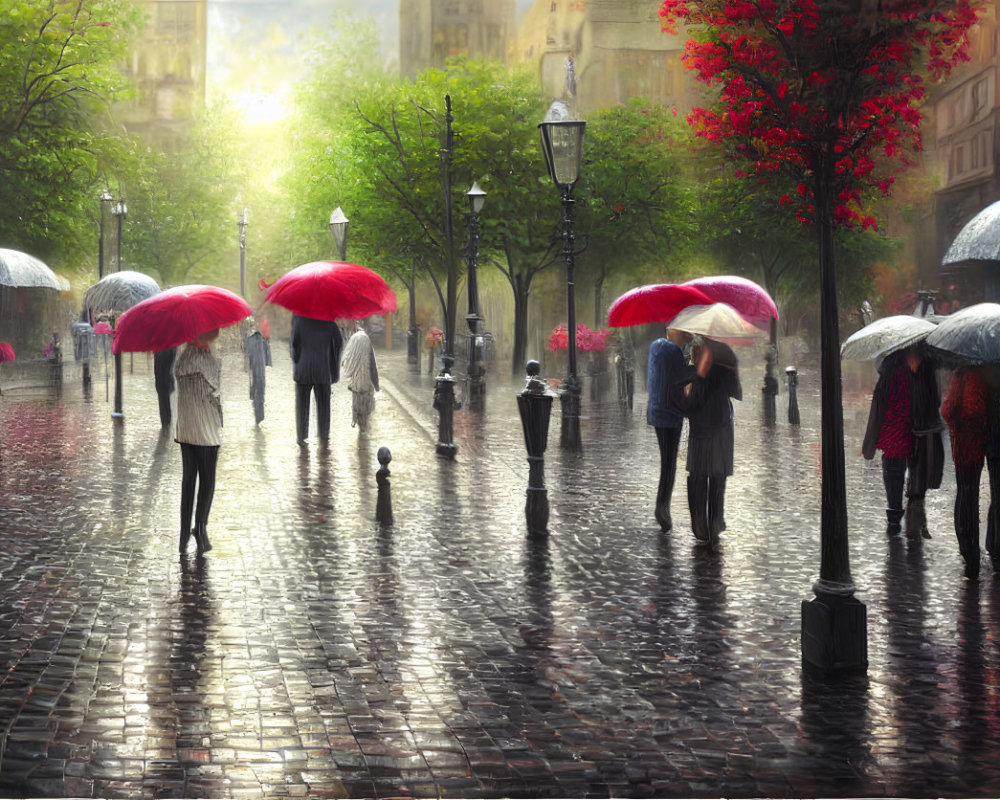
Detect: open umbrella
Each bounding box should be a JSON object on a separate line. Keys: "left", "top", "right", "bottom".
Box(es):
{"left": 683, "top": 275, "right": 778, "bottom": 331}
{"left": 0, "top": 341, "right": 14, "bottom": 363}
{"left": 668, "top": 302, "right": 763, "bottom": 345}
{"left": 607, "top": 283, "right": 713, "bottom": 327}
{"left": 926, "top": 302, "right": 1000, "bottom": 365}
{"left": 0, "top": 248, "right": 63, "bottom": 291}
{"left": 265, "top": 260, "right": 397, "bottom": 321}
{"left": 841, "top": 315, "right": 937, "bottom": 361}
{"left": 113, "top": 285, "right": 252, "bottom": 354}
{"left": 84, "top": 270, "right": 161, "bottom": 315}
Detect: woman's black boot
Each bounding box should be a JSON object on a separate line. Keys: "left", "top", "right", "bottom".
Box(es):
{"left": 194, "top": 522, "right": 212, "bottom": 553}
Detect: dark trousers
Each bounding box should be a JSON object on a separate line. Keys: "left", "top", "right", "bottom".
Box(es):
{"left": 655, "top": 426, "right": 681, "bottom": 518}
{"left": 882, "top": 456, "right": 907, "bottom": 522}
{"left": 687, "top": 473, "right": 726, "bottom": 541}
{"left": 180, "top": 443, "right": 219, "bottom": 533}
{"left": 986, "top": 455, "right": 1000, "bottom": 559}
{"left": 156, "top": 386, "right": 171, "bottom": 428}
{"left": 296, "top": 383, "right": 331, "bottom": 441}
{"left": 954, "top": 463, "right": 983, "bottom": 567}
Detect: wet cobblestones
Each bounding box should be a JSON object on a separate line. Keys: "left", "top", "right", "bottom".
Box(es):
{"left": 0, "top": 345, "right": 999, "bottom": 797}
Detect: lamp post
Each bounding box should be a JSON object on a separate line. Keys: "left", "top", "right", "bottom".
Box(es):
{"left": 539, "top": 103, "right": 586, "bottom": 452}
{"left": 435, "top": 95, "right": 459, "bottom": 458}
{"left": 465, "top": 181, "right": 487, "bottom": 409}
{"left": 238, "top": 208, "right": 249, "bottom": 298}
{"left": 330, "top": 206, "right": 349, "bottom": 262}
{"left": 98, "top": 190, "right": 112, "bottom": 280}
{"left": 111, "top": 199, "right": 126, "bottom": 273}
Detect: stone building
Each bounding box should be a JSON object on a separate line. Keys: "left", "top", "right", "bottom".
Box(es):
{"left": 508, "top": 0, "right": 699, "bottom": 113}
{"left": 400, "top": 0, "right": 517, "bottom": 79}
{"left": 116, "top": 0, "right": 208, "bottom": 150}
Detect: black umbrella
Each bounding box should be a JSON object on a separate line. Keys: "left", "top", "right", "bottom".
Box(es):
{"left": 925, "top": 302, "right": 1000, "bottom": 365}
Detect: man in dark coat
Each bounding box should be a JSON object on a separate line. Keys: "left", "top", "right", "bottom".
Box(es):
{"left": 291, "top": 314, "right": 343, "bottom": 443}
{"left": 153, "top": 347, "right": 177, "bottom": 429}
{"left": 646, "top": 327, "right": 691, "bottom": 532}
{"left": 676, "top": 338, "right": 742, "bottom": 545}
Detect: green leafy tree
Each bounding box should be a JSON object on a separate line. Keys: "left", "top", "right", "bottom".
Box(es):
{"left": 0, "top": 0, "right": 141, "bottom": 270}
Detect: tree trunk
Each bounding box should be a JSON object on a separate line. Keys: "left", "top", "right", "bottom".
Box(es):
{"left": 593, "top": 266, "right": 606, "bottom": 331}
{"left": 511, "top": 272, "right": 530, "bottom": 377}
{"left": 816, "top": 165, "right": 853, "bottom": 592}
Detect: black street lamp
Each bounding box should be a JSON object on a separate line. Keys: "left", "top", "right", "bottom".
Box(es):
{"left": 330, "top": 206, "right": 349, "bottom": 262}
{"left": 238, "top": 208, "right": 249, "bottom": 298}
{"left": 111, "top": 199, "right": 127, "bottom": 273}
{"left": 465, "top": 181, "right": 487, "bottom": 409}
{"left": 539, "top": 103, "right": 585, "bottom": 452}
{"left": 98, "top": 190, "right": 112, "bottom": 280}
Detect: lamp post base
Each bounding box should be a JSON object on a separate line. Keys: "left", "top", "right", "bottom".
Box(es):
{"left": 801, "top": 589, "right": 867, "bottom": 673}
{"left": 559, "top": 381, "right": 582, "bottom": 452}
{"left": 434, "top": 371, "right": 458, "bottom": 459}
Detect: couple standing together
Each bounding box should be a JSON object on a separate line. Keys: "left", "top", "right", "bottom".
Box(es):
{"left": 647, "top": 328, "right": 742, "bottom": 545}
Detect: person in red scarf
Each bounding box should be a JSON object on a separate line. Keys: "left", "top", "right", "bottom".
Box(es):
{"left": 862, "top": 342, "right": 944, "bottom": 535}
{"left": 942, "top": 366, "right": 988, "bottom": 579}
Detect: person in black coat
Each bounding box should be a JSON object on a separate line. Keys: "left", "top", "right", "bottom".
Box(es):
{"left": 291, "top": 314, "right": 343, "bottom": 443}
{"left": 646, "top": 328, "right": 691, "bottom": 532}
{"left": 153, "top": 347, "right": 177, "bottom": 429}
{"left": 676, "top": 338, "right": 742, "bottom": 545}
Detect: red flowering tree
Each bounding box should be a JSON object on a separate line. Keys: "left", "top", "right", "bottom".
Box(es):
{"left": 661, "top": 0, "right": 978, "bottom": 667}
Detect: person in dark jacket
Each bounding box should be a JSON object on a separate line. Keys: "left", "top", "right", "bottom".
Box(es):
{"left": 861, "top": 343, "right": 943, "bottom": 536}
{"left": 676, "top": 338, "right": 742, "bottom": 545}
{"left": 153, "top": 347, "right": 177, "bottom": 428}
{"left": 941, "top": 365, "right": 988, "bottom": 579}
{"left": 290, "top": 314, "right": 343, "bottom": 444}
{"left": 646, "top": 327, "right": 691, "bottom": 532}
{"left": 244, "top": 328, "right": 271, "bottom": 426}
{"left": 981, "top": 366, "right": 1000, "bottom": 569}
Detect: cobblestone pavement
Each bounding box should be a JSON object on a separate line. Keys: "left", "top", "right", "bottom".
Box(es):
{"left": 1, "top": 340, "right": 999, "bottom": 798}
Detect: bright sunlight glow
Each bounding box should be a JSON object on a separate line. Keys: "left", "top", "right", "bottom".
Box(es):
{"left": 233, "top": 91, "right": 288, "bottom": 125}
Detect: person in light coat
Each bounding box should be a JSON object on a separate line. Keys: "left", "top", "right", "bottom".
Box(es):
{"left": 341, "top": 327, "right": 380, "bottom": 433}
{"left": 175, "top": 329, "right": 222, "bottom": 554}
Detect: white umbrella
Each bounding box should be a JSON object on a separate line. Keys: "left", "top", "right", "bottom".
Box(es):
{"left": 840, "top": 315, "right": 937, "bottom": 361}
{"left": 0, "top": 248, "right": 63, "bottom": 290}
{"left": 669, "top": 302, "right": 762, "bottom": 344}
{"left": 926, "top": 302, "right": 1000, "bottom": 365}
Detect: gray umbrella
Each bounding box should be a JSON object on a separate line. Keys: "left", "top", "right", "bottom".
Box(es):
{"left": 0, "top": 248, "right": 63, "bottom": 290}
{"left": 840, "top": 314, "right": 937, "bottom": 361}
{"left": 942, "top": 199, "right": 1000, "bottom": 265}
{"left": 925, "top": 302, "right": 1000, "bottom": 364}
{"left": 83, "top": 270, "right": 161, "bottom": 315}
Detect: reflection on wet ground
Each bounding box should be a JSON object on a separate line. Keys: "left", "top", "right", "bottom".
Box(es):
{"left": 0, "top": 347, "right": 999, "bottom": 797}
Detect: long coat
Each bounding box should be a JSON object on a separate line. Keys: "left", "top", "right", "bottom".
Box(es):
{"left": 676, "top": 362, "right": 742, "bottom": 477}
{"left": 646, "top": 337, "right": 685, "bottom": 430}
{"left": 291, "top": 315, "right": 342, "bottom": 385}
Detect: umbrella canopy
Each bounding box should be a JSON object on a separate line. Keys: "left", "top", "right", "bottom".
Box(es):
{"left": 0, "top": 248, "right": 63, "bottom": 290}
{"left": 668, "top": 302, "right": 763, "bottom": 345}
{"left": 0, "top": 341, "right": 14, "bottom": 363}
{"left": 840, "top": 315, "right": 937, "bottom": 361}
{"left": 683, "top": 275, "right": 778, "bottom": 331}
{"left": 266, "top": 260, "right": 397, "bottom": 321}
{"left": 93, "top": 321, "right": 113, "bottom": 335}
{"left": 925, "top": 302, "right": 1000, "bottom": 365}
{"left": 113, "top": 285, "right": 252, "bottom": 354}
{"left": 84, "top": 270, "right": 161, "bottom": 315}
{"left": 942, "top": 200, "right": 1000, "bottom": 266}
{"left": 607, "top": 283, "right": 713, "bottom": 327}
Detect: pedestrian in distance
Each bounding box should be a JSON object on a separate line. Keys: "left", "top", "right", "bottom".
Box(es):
{"left": 341, "top": 325, "right": 380, "bottom": 433}
{"left": 243, "top": 325, "right": 271, "bottom": 426}
{"left": 941, "top": 365, "right": 988, "bottom": 579}
{"left": 862, "top": 342, "right": 943, "bottom": 537}
{"left": 676, "top": 337, "right": 742, "bottom": 547}
{"left": 290, "top": 314, "right": 343, "bottom": 444}
{"left": 175, "top": 329, "right": 223, "bottom": 555}
{"left": 153, "top": 347, "right": 177, "bottom": 429}
{"left": 646, "top": 327, "right": 692, "bottom": 532}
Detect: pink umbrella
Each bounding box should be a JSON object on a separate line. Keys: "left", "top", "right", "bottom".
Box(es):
{"left": 607, "top": 284, "right": 713, "bottom": 327}
{"left": 0, "top": 341, "right": 14, "bottom": 362}
{"left": 93, "top": 321, "right": 113, "bottom": 335}
{"left": 683, "top": 275, "right": 777, "bottom": 331}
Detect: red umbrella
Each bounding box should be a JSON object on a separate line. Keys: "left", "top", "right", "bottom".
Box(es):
{"left": 265, "top": 260, "right": 397, "bottom": 321}
{"left": 607, "top": 283, "right": 713, "bottom": 327}
{"left": 0, "top": 341, "right": 14, "bottom": 362}
{"left": 113, "top": 285, "right": 252, "bottom": 354}
{"left": 683, "top": 275, "right": 777, "bottom": 331}
{"left": 93, "top": 321, "right": 113, "bottom": 335}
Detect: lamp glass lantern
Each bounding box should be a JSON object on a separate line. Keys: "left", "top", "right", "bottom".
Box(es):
{"left": 467, "top": 181, "right": 486, "bottom": 215}
{"left": 538, "top": 119, "right": 586, "bottom": 190}
{"left": 329, "top": 206, "right": 349, "bottom": 261}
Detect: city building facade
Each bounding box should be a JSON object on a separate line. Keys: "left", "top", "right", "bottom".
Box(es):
{"left": 400, "top": 0, "right": 516, "bottom": 79}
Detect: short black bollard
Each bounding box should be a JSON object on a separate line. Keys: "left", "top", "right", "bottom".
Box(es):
{"left": 434, "top": 355, "right": 458, "bottom": 458}
{"left": 517, "top": 360, "right": 557, "bottom": 536}
{"left": 375, "top": 446, "right": 393, "bottom": 527}
{"left": 786, "top": 365, "right": 800, "bottom": 425}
